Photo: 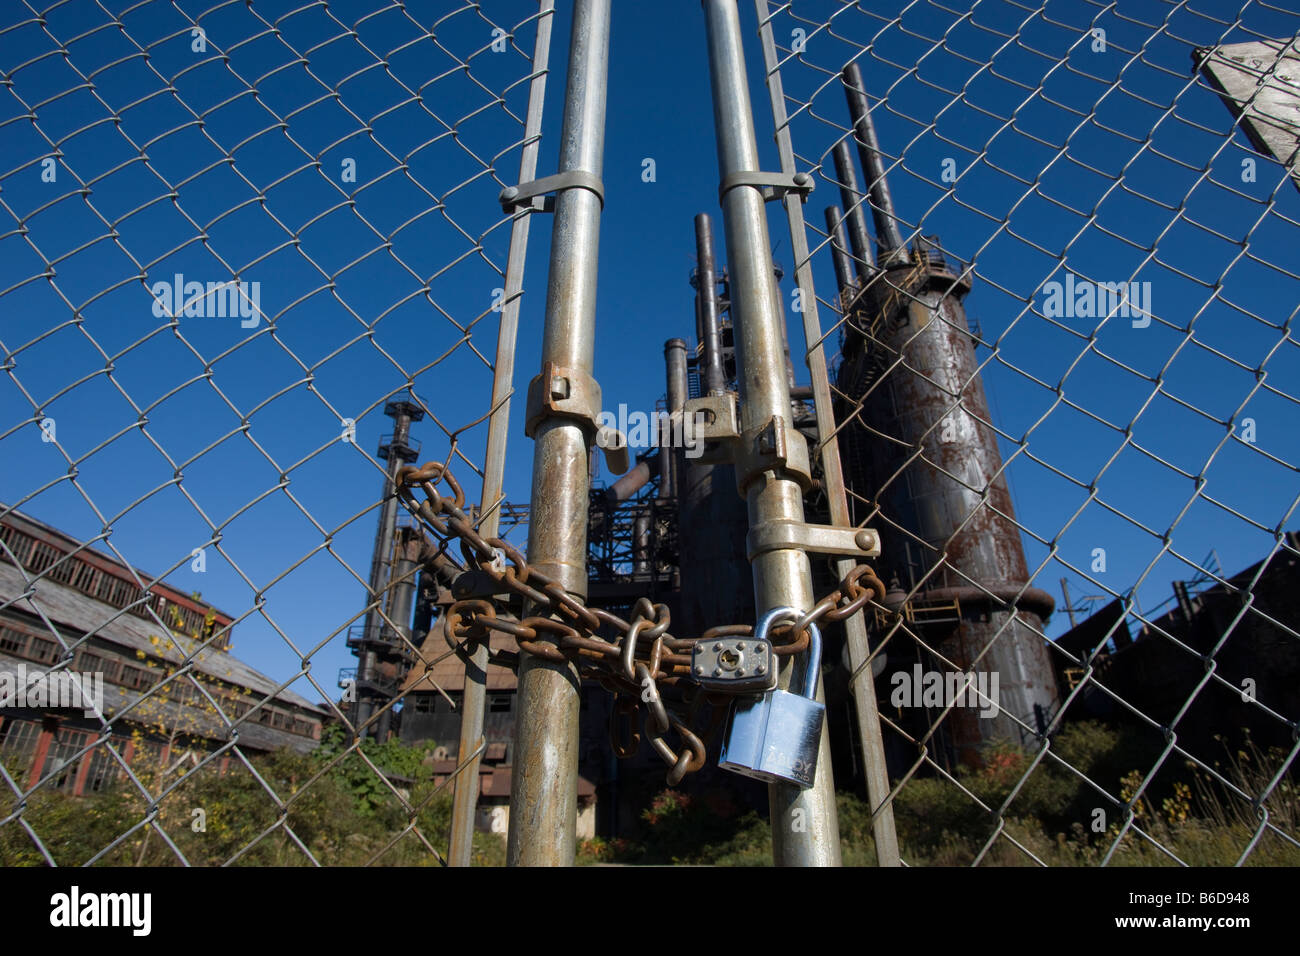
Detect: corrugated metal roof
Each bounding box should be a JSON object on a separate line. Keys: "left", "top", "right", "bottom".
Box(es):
{"left": 0, "top": 653, "right": 317, "bottom": 753}
{"left": 1, "top": 505, "right": 238, "bottom": 624}
{"left": 0, "top": 561, "right": 325, "bottom": 713}
{"left": 400, "top": 619, "right": 519, "bottom": 694}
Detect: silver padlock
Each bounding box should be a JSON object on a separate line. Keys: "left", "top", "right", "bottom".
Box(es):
{"left": 691, "top": 636, "right": 777, "bottom": 693}
{"left": 718, "top": 606, "right": 825, "bottom": 789}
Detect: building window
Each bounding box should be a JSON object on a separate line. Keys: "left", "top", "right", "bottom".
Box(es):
{"left": 27, "top": 541, "right": 58, "bottom": 574}
{"left": 75, "top": 650, "right": 120, "bottom": 682}
{"left": 0, "top": 626, "right": 28, "bottom": 656}
{"left": 120, "top": 665, "right": 153, "bottom": 691}
{"left": 0, "top": 526, "right": 34, "bottom": 565}
{"left": 0, "top": 719, "right": 40, "bottom": 762}
{"left": 84, "top": 742, "right": 121, "bottom": 792}
{"left": 432, "top": 692, "right": 461, "bottom": 714}
{"left": 45, "top": 728, "right": 90, "bottom": 790}
{"left": 27, "top": 636, "right": 59, "bottom": 665}
{"left": 47, "top": 556, "right": 77, "bottom": 585}
{"left": 488, "top": 693, "right": 512, "bottom": 714}
{"left": 71, "top": 561, "right": 99, "bottom": 593}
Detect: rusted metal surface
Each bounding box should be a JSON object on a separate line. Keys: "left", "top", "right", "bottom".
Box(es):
{"left": 837, "top": 259, "right": 1060, "bottom": 761}
{"left": 605, "top": 458, "right": 657, "bottom": 503}
{"left": 397, "top": 462, "right": 881, "bottom": 792}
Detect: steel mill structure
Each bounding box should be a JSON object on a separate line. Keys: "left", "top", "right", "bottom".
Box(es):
{"left": 827, "top": 64, "right": 1060, "bottom": 770}
{"left": 5, "top": 0, "right": 1297, "bottom": 872}
{"left": 346, "top": 70, "right": 1064, "bottom": 794}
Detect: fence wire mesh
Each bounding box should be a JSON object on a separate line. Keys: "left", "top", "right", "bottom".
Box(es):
{"left": 1, "top": 0, "right": 1298, "bottom": 870}
{"left": 0, "top": 0, "right": 551, "bottom": 866}
{"left": 758, "top": 0, "right": 1300, "bottom": 865}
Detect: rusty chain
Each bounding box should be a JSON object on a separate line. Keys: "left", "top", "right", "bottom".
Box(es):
{"left": 398, "top": 460, "right": 884, "bottom": 784}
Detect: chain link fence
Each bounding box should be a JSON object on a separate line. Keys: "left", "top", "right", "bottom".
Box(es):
{"left": 756, "top": 0, "right": 1300, "bottom": 864}
{"left": 1, "top": 0, "right": 1298, "bottom": 868}
{"left": 0, "top": 0, "right": 552, "bottom": 865}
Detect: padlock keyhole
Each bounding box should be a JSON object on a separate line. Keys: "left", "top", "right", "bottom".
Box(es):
{"left": 719, "top": 648, "right": 741, "bottom": 670}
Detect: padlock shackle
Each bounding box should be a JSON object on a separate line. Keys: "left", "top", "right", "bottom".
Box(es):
{"left": 754, "top": 606, "right": 822, "bottom": 699}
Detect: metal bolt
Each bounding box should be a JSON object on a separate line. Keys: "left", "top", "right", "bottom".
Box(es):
{"left": 695, "top": 665, "right": 705, "bottom": 675}
{"left": 756, "top": 665, "right": 765, "bottom": 675}
{"left": 713, "top": 642, "right": 722, "bottom": 651}
{"left": 736, "top": 642, "right": 745, "bottom": 651}
{"left": 736, "top": 668, "right": 745, "bottom": 677}
{"left": 713, "top": 668, "right": 722, "bottom": 677}
{"left": 855, "top": 530, "right": 875, "bottom": 551}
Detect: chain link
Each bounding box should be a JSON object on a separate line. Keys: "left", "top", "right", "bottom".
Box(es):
{"left": 398, "top": 461, "right": 883, "bottom": 783}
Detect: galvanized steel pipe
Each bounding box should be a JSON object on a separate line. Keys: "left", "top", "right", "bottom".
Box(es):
{"left": 703, "top": 0, "right": 841, "bottom": 867}
{"left": 508, "top": 0, "right": 610, "bottom": 867}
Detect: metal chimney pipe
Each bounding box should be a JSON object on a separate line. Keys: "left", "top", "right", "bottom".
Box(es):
{"left": 842, "top": 62, "right": 908, "bottom": 262}
{"left": 357, "top": 403, "right": 418, "bottom": 738}
{"left": 664, "top": 338, "right": 689, "bottom": 500}
{"left": 632, "top": 513, "right": 651, "bottom": 575}
{"left": 830, "top": 140, "right": 876, "bottom": 281}
{"left": 824, "top": 206, "right": 857, "bottom": 300}
{"left": 694, "top": 213, "right": 727, "bottom": 395}
{"left": 386, "top": 530, "right": 421, "bottom": 648}
{"left": 606, "top": 456, "right": 658, "bottom": 503}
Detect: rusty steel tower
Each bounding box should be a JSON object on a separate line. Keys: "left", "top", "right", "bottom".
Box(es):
{"left": 347, "top": 399, "right": 424, "bottom": 741}
{"left": 829, "top": 64, "right": 1058, "bottom": 767}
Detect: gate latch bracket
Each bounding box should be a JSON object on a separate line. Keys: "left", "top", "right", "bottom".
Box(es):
{"left": 501, "top": 169, "right": 605, "bottom": 213}
{"left": 718, "top": 170, "right": 814, "bottom": 204}
{"left": 524, "top": 362, "right": 627, "bottom": 475}
{"left": 746, "top": 520, "right": 881, "bottom": 561}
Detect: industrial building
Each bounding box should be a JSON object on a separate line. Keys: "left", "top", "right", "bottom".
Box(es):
{"left": 0, "top": 507, "right": 326, "bottom": 796}
{"left": 341, "top": 62, "right": 1075, "bottom": 830}
{"left": 1053, "top": 535, "right": 1300, "bottom": 766}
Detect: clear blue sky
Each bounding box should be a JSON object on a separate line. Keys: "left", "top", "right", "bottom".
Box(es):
{"left": 2, "top": 0, "right": 1298, "bottom": 706}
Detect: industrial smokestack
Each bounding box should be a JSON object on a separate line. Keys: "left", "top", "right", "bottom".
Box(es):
{"left": 842, "top": 62, "right": 908, "bottom": 264}
{"left": 835, "top": 241, "right": 1058, "bottom": 765}
{"left": 355, "top": 398, "right": 424, "bottom": 739}
{"left": 831, "top": 140, "right": 876, "bottom": 281}
{"left": 824, "top": 206, "right": 857, "bottom": 301}
{"left": 664, "top": 337, "right": 689, "bottom": 501}
{"left": 387, "top": 528, "right": 422, "bottom": 648}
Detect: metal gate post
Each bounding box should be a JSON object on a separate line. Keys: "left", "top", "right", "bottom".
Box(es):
{"left": 506, "top": 0, "right": 611, "bottom": 867}
{"left": 753, "top": 1, "right": 901, "bottom": 866}
{"left": 701, "top": 0, "right": 842, "bottom": 867}
{"left": 447, "top": 0, "right": 556, "bottom": 868}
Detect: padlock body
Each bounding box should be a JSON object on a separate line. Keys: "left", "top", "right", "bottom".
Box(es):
{"left": 718, "top": 689, "right": 825, "bottom": 788}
